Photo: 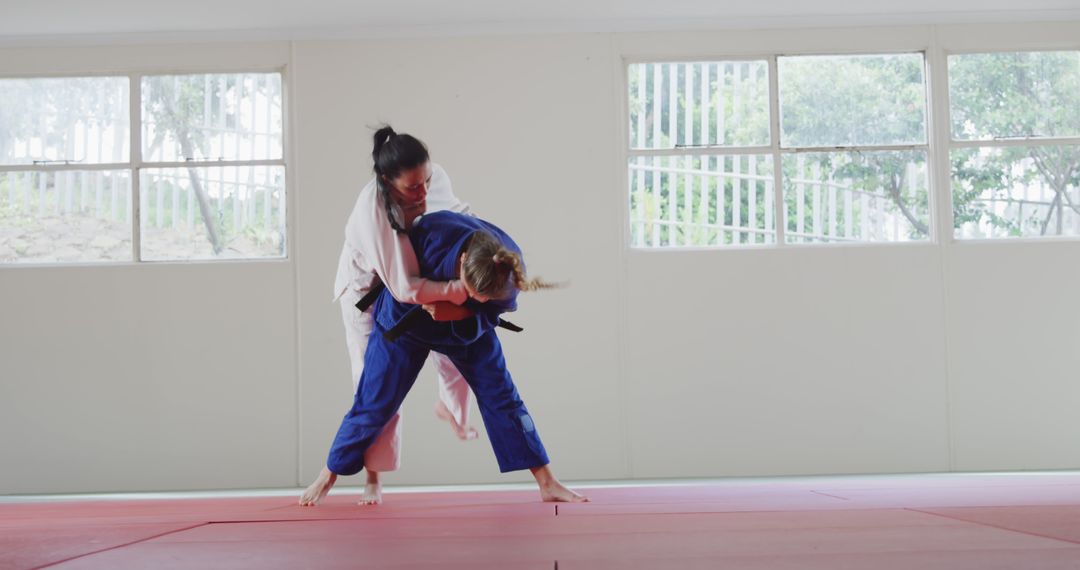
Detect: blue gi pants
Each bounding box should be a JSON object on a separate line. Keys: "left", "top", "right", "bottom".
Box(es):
{"left": 327, "top": 322, "right": 549, "bottom": 475}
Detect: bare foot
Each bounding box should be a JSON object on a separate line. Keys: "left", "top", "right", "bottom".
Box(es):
{"left": 434, "top": 400, "right": 479, "bottom": 441}
{"left": 539, "top": 480, "right": 590, "bottom": 503}
{"left": 360, "top": 482, "right": 383, "bottom": 505}
{"left": 530, "top": 465, "right": 589, "bottom": 503}
{"left": 360, "top": 471, "right": 383, "bottom": 505}
{"left": 299, "top": 467, "right": 337, "bottom": 506}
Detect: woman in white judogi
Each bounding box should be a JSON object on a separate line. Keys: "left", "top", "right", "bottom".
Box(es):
{"left": 332, "top": 127, "right": 477, "bottom": 504}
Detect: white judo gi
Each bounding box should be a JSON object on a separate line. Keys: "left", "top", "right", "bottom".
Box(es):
{"left": 333, "top": 162, "right": 474, "bottom": 472}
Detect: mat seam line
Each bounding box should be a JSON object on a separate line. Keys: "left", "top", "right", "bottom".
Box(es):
{"left": 32, "top": 521, "right": 211, "bottom": 569}
{"left": 810, "top": 490, "right": 851, "bottom": 501}
{"left": 906, "top": 508, "right": 1080, "bottom": 547}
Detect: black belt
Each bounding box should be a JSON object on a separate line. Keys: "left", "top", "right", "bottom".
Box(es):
{"left": 356, "top": 281, "right": 523, "bottom": 340}
{"left": 354, "top": 281, "right": 386, "bottom": 312}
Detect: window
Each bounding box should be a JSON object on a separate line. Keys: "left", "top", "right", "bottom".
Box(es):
{"left": 0, "top": 71, "right": 285, "bottom": 264}
{"left": 628, "top": 61, "right": 774, "bottom": 247}
{"left": 627, "top": 53, "right": 930, "bottom": 247}
{"left": 0, "top": 77, "right": 132, "bottom": 263}
{"left": 949, "top": 51, "right": 1080, "bottom": 239}
{"left": 779, "top": 54, "right": 930, "bottom": 244}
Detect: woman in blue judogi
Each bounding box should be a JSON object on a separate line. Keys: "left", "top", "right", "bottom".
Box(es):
{"left": 301, "top": 210, "right": 587, "bottom": 504}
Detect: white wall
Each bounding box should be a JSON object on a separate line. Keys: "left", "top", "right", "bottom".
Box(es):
{"left": 0, "top": 43, "right": 300, "bottom": 494}
{"left": 2, "top": 22, "right": 1079, "bottom": 494}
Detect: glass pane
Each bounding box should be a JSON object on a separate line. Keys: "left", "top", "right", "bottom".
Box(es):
{"left": 783, "top": 151, "right": 930, "bottom": 243}
{"left": 0, "top": 170, "right": 132, "bottom": 264}
{"left": 0, "top": 77, "right": 130, "bottom": 165}
{"left": 779, "top": 54, "right": 927, "bottom": 147}
{"left": 952, "top": 145, "right": 1080, "bottom": 239}
{"left": 629, "top": 61, "right": 770, "bottom": 149}
{"left": 142, "top": 73, "right": 283, "bottom": 162}
{"left": 140, "top": 165, "right": 286, "bottom": 261}
{"left": 949, "top": 51, "right": 1080, "bottom": 141}
{"left": 629, "top": 154, "right": 775, "bottom": 247}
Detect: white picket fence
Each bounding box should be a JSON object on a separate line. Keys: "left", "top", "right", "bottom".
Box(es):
{"left": 628, "top": 154, "right": 926, "bottom": 247}
{"left": 956, "top": 157, "right": 1080, "bottom": 239}
{"left": 1, "top": 170, "right": 130, "bottom": 222}
{"left": 140, "top": 167, "right": 285, "bottom": 234}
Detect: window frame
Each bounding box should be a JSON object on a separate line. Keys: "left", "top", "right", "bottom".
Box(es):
{"left": 625, "top": 56, "right": 778, "bottom": 247}
{"left": 943, "top": 48, "right": 1080, "bottom": 242}
{"left": 0, "top": 65, "right": 290, "bottom": 266}
{"left": 623, "top": 50, "right": 936, "bottom": 249}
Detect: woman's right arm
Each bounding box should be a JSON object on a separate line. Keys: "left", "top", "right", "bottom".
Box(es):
{"left": 346, "top": 187, "right": 468, "bottom": 306}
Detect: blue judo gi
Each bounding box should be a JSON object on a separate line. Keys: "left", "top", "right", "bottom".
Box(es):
{"left": 326, "top": 211, "right": 550, "bottom": 475}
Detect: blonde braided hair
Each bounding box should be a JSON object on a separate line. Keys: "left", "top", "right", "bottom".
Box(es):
{"left": 462, "top": 231, "right": 560, "bottom": 300}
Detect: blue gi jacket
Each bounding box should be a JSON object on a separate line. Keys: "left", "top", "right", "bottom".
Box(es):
{"left": 372, "top": 211, "right": 521, "bottom": 345}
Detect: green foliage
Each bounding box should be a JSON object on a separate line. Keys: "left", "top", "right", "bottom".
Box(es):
{"left": 780, "top": 54, "right": 927, "bottom": 147}
{"left": 950, "top": 52, "right": 1080, "bottom": 140}
{"left": 949, "top": 52, "right": 1080, "bottom": 236}
{"left": 632, "top": 52, "right": 1080, "bottom": 242}
{"left": 143, "top": 76, "right": 213, "bottom": 160}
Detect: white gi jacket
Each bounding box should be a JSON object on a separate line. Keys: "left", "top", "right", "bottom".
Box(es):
{"left": 333, "top": 163, "right": 471, "bottom": 304}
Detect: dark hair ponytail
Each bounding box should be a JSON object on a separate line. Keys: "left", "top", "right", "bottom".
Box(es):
{"left": 372, "top": 125, "right": 430, "bottom": 233}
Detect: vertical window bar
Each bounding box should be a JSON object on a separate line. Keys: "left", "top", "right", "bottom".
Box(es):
{"left": 131, "top": 74, "right": 141, "bottom": 262}
{"left": 651, "top": 63, "right": 662, "bottom": 246}
{"left": 700, "top": 63, "right": 711, "bottom": 242}
{"left": 748, "top": 156, "right": 758, "bottom": 244}
{"left": 768, "top": 56, "right": 785, "bottom": 245}
{"left": 635, "top": 65, "right": 647, "bottom": 246}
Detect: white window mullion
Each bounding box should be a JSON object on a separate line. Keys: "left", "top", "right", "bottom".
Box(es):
{"left": 667, "top": 63, "right": 678, "bottom": 150}
{"left": 748, "top": 154, "right": 758, "bottom": 244}
{"left": 635, "top": 65, "right": 646, "bottom": 246}
{"left": 651, "top": 63, "right": 662, "bottom": 246}
{"left": 714, "top": 64, "right": 724, "bottom": 147}
{"left": 139, "top": 159, "right": 285, "bottom": 169}
{"left": 768, "top": 56, "right": 785, "bottom": 245}
{"left": 633, "top": 146, "right": 772, "bottom": 157}
{"left": 786, "top": 144, "right": 928, "bottom": 153}
{"left": 950, "top": 136, "right": 1080, "bottom": 149}
{"left": 795, "top": 154, "right": 806, "bottom": 239}
{"left": 0, "top": 162, "right": 132, "bottom": 173}
{"left": 700, "top": 63, "right": 710, "bottom": 149}
{"left": 130, "top": 73, "right": 142, "bottom": 262}
{"left": 699, "top": 63, "right": 711, "bottom": 243}
{"left": 928, "top": 44, "right": 953, "bottom": 244}
{"left": 0, "top": 156, "right": 287, "bottom": 172}
{"left": 667, "top": 64, "right": 678, "bottom": 246}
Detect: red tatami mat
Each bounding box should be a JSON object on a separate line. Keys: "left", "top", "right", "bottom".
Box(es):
{"left": 0, "top": 522, "right": 204, "bottom": 570}
{"left": 5, "top": 474, "right": 1080, "bottom": 569}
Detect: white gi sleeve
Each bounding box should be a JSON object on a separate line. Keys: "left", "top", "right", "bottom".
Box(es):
{"left": 345, "top": 180, "right": 468, "bottom": 306}
{"left": 425, "top": 163, "right": 473, "bottom": 216}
